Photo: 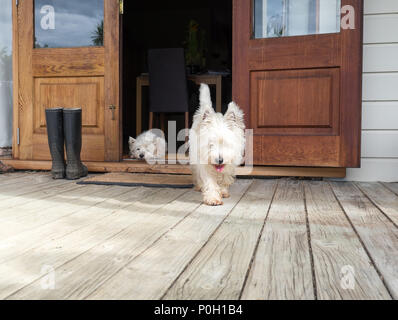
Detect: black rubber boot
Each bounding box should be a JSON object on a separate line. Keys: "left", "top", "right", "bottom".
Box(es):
{"left": 63, "top": 108, "right": 88, "bottom": 180}
{"left": 45, "top": 108, "right": 66, "bottom": 179}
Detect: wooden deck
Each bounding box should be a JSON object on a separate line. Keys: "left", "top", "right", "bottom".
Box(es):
{"left": 0, "top": 171, "right": 397, "bottom": 300}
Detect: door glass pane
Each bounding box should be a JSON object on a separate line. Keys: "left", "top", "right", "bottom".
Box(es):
{"left": 34, "top": 0, "right": 104, "bottom": 48}
{"left": 0, "top": 0, "right": 13, "bottom": 150}
{"left": 254, "top": 0, "right": 341, "bottom": 38}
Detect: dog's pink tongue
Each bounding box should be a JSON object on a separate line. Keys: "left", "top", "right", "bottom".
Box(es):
{"left": 215, "top": 165, "right": 225, "bottom": 172}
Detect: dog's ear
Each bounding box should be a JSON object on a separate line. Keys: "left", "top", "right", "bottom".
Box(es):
{"left": 129, "top": 136, "right": 135, "bottom": 144}
{"left": 198, "top": 83, "right": 215, "bottom": 120}
{"left": 224, "top": 102, "right": 245, "bottom": 129}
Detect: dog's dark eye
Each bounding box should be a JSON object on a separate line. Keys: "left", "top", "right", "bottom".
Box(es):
{"left": 137, "top": 148, "right": 140, "bottom": 151}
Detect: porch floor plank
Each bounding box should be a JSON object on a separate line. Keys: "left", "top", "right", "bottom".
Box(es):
{"left": 330, "top": 182, "right": 398, "bottom": 299}
{"left": 0, "top": 184, "right": 117, "bottom": 240}
{"left": 6, "top": 188, "right": 195, "bottom": 300}
{"left": 0, "top": 173, "right": 71, "bottom": 201}
{"left": 305, "top": 181, "right": 390, "bottom": 300}
{"left": 356, "top": 182, "right": 398, "bottom": 226}
{"left": 0, "top": 173, "right": 396, "bottom": 300}
{"left": 241, "top": 179, "right": 314, "bottom": 300}
{"left": 0, "top": 171, "right": 40, "bottom": 186}
{"left": 382, "top": 182, "right": 398, "bottom": 196}
{"left": 86, "top": 180, "right": 252, "bottom": 300}
{"left": 0, "top": 186, "right": 148, "bottom": 265}
{"left": 163, "top": 179, "right": 277, "bottom": 300}
{"left": 0, "top": 179, "right": 79, "bottom": 211}
{"left": 0, "top": 186, "right": 170, "bottom": 299}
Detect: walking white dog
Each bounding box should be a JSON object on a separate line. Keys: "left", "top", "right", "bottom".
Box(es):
{"left": 129, "top": 130, "right": 167, "bottom": 162}
{"left": 189, "top": 84, "right": 245, "bottom": 206}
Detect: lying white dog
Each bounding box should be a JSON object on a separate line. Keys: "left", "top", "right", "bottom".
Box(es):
{"left": 189, "top": 84, "right": 245, "bottom": 206}
{"left": 129, "top": 130, "right": 167, "bottom": 162}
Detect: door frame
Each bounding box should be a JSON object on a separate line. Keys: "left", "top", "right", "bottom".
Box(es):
{"left": 8, "top": 0, "right": 350, "bottom": 178}
{"left": 12, "top": 0, "right": 19, "bottom": 159}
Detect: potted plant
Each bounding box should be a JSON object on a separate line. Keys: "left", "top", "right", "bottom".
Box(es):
{"left": 184, "top": 20, "right": 206, "bottom": 74}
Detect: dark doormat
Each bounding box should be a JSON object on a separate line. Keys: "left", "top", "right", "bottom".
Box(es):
{"left": 77, "top": 172, "right": 194, "bottom": 188}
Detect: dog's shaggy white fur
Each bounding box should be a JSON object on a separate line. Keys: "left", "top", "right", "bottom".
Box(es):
{"left": 189, "top": 84, "right": 245, "bottom": 206}
{"left": 129, "top": 130, "right": 167, "bottom": 162}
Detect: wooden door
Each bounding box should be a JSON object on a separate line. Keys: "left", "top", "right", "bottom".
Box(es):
{"left": 15, "top": 0, "right": 120, "bottom": 162}
{"left": 233, "top": 0, "right": 363, "bottom": 167}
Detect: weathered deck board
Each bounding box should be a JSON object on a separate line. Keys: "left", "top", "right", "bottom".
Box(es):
{"left": 241, "top": 179, "right": 314, "bottom": 300}
{"left": 382, "top": 182, "right": 398, "bottom": 196}
{"left": 0, "top": 171, "right": 29, "bottom": 179}
{"left": 0, "top": 184, "right": 118, "bottom": 240}
{"left": 0, "top": 179, "right": 80, "bottom": 211}
{"left": 0, "top": 173, "right": 397, "bottom": 300}
{"left": 304, "top": 181, "right": 390, "bottom": 300}
{"left": 0, "top": 172, "right": 40, "bottom": 186}
{"left": 6, "top": 188, "right": 195, "bottom": 299}
{"left": 0, "top": 172, "right": 54, "bottom": 189}
{"left": 356, "top": 182, "right": 398, "bottom": 226}
{"left": 330, "top": 182, "right": 398, "bottom": 299}
{"left": 0, "top": 174, "right": 73, "bottom": 202}
{"left": 0, "top": 186, "right": 171, "bottom": 299}
{"left": 0, "top": 186, "right": 149, "bottom": 264}
{"left": 86, "top": 180, "right": 253, "bottom": 300}
{"left": 164, "top": 180, "right": 277, "bottom": 300}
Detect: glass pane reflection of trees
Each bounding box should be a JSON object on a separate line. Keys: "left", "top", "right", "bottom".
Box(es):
{"left": 34, "top": 0, "right": 104, "bottom": 48}
{"left": 254, "top": 0, "right": 341, "bottom": 39}
{"left": 0, "top": 0, "right": 13, "bottom": 148}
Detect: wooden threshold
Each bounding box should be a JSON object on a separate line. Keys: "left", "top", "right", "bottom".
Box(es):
{"left": 2, "top": 159, "right": 346, "bottom": 178}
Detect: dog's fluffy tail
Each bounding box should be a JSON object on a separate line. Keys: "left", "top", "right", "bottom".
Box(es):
{"left": 199, "top": 83, "right": 212, "bottom": 109}
{"left": 193, "top": 84, "right": 215, "bottom": 124}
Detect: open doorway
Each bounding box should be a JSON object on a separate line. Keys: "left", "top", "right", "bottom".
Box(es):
{"left": 121, "top": 0, "right": 233, "bottom": 159}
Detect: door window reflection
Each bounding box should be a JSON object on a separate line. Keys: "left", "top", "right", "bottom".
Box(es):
{"left": 34, "top": 0, "right": 104, "bottom": 48}
{"left": 254, "top": 0, "right": 341, "bottom": 38}
{"left": 0, "top": 0, "right": 13, "bottom": 150}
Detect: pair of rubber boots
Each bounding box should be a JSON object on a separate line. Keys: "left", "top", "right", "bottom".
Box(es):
{"left": 45, "top": 108, "right": 88, "bottom": 180}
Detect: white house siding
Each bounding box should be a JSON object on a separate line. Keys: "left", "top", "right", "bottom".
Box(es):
{"left": 345, "top": 0, "right": 398, "bottom": 182}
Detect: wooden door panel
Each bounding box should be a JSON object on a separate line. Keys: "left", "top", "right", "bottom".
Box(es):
{"left": 16, "top": 0, "right": 120, "bottom": 162}
{"left": 34, "top": 77, "right": 105, "bottom": 135}
{"left": 233, "top": 0, "right": 363, "bottom": 167}
{"left": 32, "top": 48, "right": 104, "bottom": 77}
{"left": 255, "top": 136, "right": 340, "bottom": 167}
{"left": 248, "top": 34, "right": 342, "bottom": 70}
{"left": 251, "top": 68, "right": 340, "bottom": 135}
{"left": 32, "top": 132, "right": 105, "bottom": 162}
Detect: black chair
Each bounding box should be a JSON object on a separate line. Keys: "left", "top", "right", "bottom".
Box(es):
{"left": 147, "top": 48, "right": 190, "bottom": 135}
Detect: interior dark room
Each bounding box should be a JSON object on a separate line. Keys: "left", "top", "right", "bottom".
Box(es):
{"left": 122, "top": 0, "right": 233, "bottom": 156}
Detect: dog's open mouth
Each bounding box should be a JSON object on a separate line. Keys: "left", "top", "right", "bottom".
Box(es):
{"left": 214, "top": 164, "right": 225, "bottom": 172}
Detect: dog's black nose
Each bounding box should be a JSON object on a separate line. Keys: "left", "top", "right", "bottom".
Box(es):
{"left": 218, "top": 157, "right": 224, "bottom": 164}
{"left": 139, "top": 154, "right": 145, "bottom": 159}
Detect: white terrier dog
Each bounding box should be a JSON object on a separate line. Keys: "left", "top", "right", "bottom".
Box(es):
{"left": 129, "top": 130, "right": 167, "bottom": 162}
{"left": 189, "top": 84, "right": 245, "bottom": 206}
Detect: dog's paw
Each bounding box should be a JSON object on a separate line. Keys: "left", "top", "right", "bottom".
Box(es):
{"left": 203, "top": 196, "right": 223, "bottom": 206}
{"left": 221, "top": 191, "right": 230, "bottom": 198}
